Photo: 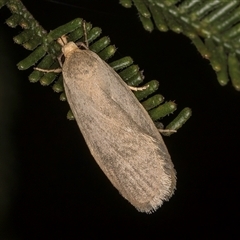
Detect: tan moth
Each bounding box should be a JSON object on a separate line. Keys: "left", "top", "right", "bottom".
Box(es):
{"left": 35, "top": 32, "right": 176, "bottom": 213}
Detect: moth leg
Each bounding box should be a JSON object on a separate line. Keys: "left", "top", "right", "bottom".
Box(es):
{"left": 34, "top": 35, "right": 67, "bottom": 73}
{"left": 129, "top": 85, "right": 149, "bottom": 91}
{"left": 154, "top": 122, "right": 176, "bottom": 133}
{"left": 57, "top": 53, "right": 64, "bottom": 68}
{"left": 76, "top": 42, "right": 88, "bottom": 50}
{"left": 158, "top": 129, "right": 177, "bottom": 133}
{"left": 34, "top": 67, "right": 62, "bottom": 73}
{"left": 35, "top": 47, "right": 63, "bottom": 72}
{"left": 82, "top": 20, "right": 89, "bottom": 48}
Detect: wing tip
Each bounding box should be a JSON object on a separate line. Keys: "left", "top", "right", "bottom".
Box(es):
{"left": 130, "top": 172, "right": 177, "bottom": 214}
{"left": 135, "top": 188, "right": 176, "bottom": 214}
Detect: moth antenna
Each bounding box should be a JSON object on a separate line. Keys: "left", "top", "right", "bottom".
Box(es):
{"left": 57, "top": 35, "right": 68, "bottom": 46}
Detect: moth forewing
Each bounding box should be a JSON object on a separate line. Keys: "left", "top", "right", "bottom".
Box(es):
{"left": 61, "top": 42, "right": 176, "bottom": 213}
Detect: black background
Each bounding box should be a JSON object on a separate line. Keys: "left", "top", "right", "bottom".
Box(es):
{"left": 1, "top": 0, "right": 240, "bottom": 239}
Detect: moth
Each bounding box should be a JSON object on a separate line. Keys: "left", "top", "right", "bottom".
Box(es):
{"left": 35, "top": 34, "right": 176, "bottom": 213}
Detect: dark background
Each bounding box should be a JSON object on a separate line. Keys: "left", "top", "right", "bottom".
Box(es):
{"left": 0, "top": 0, "right": 240, "bottom": 239}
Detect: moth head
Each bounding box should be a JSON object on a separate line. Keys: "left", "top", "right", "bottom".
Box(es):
{"left": 57, "top": 36, "right": 79, "bottom": 58}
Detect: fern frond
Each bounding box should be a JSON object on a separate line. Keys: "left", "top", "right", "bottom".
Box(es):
{"left": 120, "top": 0, "right": 240, "bottom": 91}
